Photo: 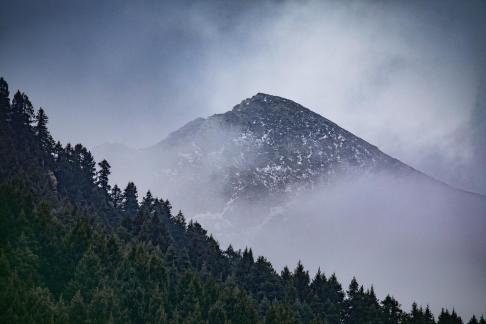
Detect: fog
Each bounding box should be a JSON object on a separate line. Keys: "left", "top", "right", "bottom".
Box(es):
{"left": 206, "top": 172, "right": 486, "bottom": 318}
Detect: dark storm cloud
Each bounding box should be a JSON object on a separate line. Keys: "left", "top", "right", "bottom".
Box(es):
{"left": 1, "top": 0, "right": 485, "bottom": 193}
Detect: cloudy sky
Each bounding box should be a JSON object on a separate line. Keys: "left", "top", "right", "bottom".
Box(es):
{"left": 1, "top": 0, "right": 485, "bottom": 193}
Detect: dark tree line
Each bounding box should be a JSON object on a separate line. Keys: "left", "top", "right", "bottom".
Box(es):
{"left": 0, "top": 77, "right": 484, "bottom": 323}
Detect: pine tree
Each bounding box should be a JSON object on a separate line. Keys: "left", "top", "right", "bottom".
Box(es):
{"left": 11, "top": 90, "right": 34, "bottom": 129}
{"left": 54, "top": 141, "right": 63, "bottom": 160}
{"left": 424, "top": 305, "right": 435, "bottom": 324}
{"left": 240, "top": 248, "right": 254, "bottom": 275}
{"left": 292, "top": 261, "right": 310, "bottom": 301}
{"left": 34, "top": 108, "right": 54, "bottom": 153}
{"left": 78, "top": 145, "right": 96, "bottom": 183}
{"left": 281, "top": 266, "right": 292, "bottom": 283}
{"left": 310, "top": 268, "right": 326, "bottom": 309}
{"left": 0, "top": 77, "right": 10, "bottom": 122}
{"left": 174, "top": 210, "right": 186, "bottom": 227}
{"left": 122, "top": 182, "right": 139, "bottom": 218}
{"left": 468, "top": 315, "right": 479, "bottom": 324}
{"left": 382, "top": 295, "right": 403, "bottom": 324}
{"left": 140, "top": 190, "right": 155, "bottom": 215}
{"left": 347, "top": 277, "right": 359, "bottom": 299}
{"left": 97, "top": 159, "right": 111, "bottom": 195}
{"left": 111, "top": 185, "right": 122, "bottom": 208}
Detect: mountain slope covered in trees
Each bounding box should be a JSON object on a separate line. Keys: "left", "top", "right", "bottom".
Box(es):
{"left": 0, "top": 77, "right": 483, "bottom": 323}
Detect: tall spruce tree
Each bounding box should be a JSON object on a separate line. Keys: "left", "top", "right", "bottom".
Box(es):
{"left": 468, "top": 315, "right": 479, "bottom": 324}
{"left": 293, "top": 261, "right": 310, "bottom": 302}
{"left": 34, "top": 108, "right": 54, "bottom": 153}
{"left": 97, "top": 159, "right": 111, "bottom": 195}
{"left": 122, "top": 182, "right": 139, "bottom": 217}
{"left": 0, "top": 77, "right": 10, "bottom": 122}
{"left": 382, "top": 295, "right": 403, "bottom": 324}
{"left": 111, "top": 185, "right": 122, "bottom": 208}
{"left": 140, "top": 191, "right": 154, "bottom": 215}
{"left": 174, "top": 210, "right": 186, "bottom": 227}
{"left": 82, "top": 150, "right": 96, "bottom": 183}
{"left": 11, "top": 91, "right": 34, "bottom": 129}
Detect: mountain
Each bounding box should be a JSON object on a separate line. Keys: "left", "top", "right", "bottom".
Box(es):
{"left": 149, "top": 93, "right": 416, "bottom": 204}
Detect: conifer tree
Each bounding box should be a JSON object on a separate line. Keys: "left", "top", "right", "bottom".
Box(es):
{"left": 224, "top": 244, "right": 239, "bottom": 261}
{"left": 468, "top": 315, "right": 479, "bottom": 324}
{"left": 122, "top": 182, "right": 139, "bottom": 217}
{"left": 174, "top": 210, "right": 186, "bottom": 227}
{"left": 281, "top": 266, "right": 292, "bottom": 283}
{"left": 293, "top": 261, "right": 310, "bottom": 301}
{"left": 72, "top": 144, "right": 96, "bottom": 184}
{"left": 0, "top": 77, "right": 10, "bottom": 122}
{"left": 241, "top": 248, "right": 254, "bottom": 267}
{"left": 347, "top": 277, "right": 359, "bottom": 299}
{"left": 11, "top": 90, "right": 34, "bottom": 129}
{"left": 34, "top": 108, "right": 54, "bottom": 153}
{"left": 54, "top": 141, "right": 63, "bottom": 160}
{"left": 111, "top": 185, "right": 122, "bottom": 208}
{"left": 140, "top": 190, "right": 154, "bottom": 215}
{"left": 424, "top": 305, "right": 435, "bottom": 324}
{"left": 97, "top": 159, "right": 111, "bottom": 194}
{"left": 382, "top": 295, "right": 403, "bottom": 324}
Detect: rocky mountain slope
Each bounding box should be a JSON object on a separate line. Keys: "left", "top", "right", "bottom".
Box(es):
{"left": 147, "top": 93, "right": 417, "bottom": 207}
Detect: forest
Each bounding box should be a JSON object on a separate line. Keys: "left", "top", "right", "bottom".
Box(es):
{"left": 0, "top": 76, "right": 483, "bottom": 323}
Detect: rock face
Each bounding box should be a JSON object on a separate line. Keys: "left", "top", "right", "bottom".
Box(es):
{"left": 151, "top": 93, "right": 415, "bottom": 206}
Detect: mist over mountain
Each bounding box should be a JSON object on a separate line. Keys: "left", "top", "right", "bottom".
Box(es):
{"left": 156, "top": 93, "right": 413, "bottom": 199}
{"left": 97, "top": 93, "right": 419, "bottom": 210}
{"left": 94, "top": 93, "right": 486, "bottom": 317}
{"left": 95, "top": 92, "right": 470, "bottom": 211}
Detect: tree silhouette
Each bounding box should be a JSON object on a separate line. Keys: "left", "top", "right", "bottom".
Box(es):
{"left": 97, "top": 159, "right": 111, "bottom": 195}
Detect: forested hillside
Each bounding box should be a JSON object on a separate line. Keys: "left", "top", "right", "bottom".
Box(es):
{"left": 0, "top": 77, "right": 483, "bottom": 323}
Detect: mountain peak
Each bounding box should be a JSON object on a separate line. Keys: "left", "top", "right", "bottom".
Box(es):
{"left": 156, "top": 93, "right": 413, "bottom": 202}
{"left": 252, "top": 92, "right": 283, "bottom": 101}
{"left": 234, "top": 92, "right": 296, "bottom": 111}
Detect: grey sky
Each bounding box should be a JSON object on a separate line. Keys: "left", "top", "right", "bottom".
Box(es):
{"left": 1, "top": 0, "right": 485, "bottom": 192}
